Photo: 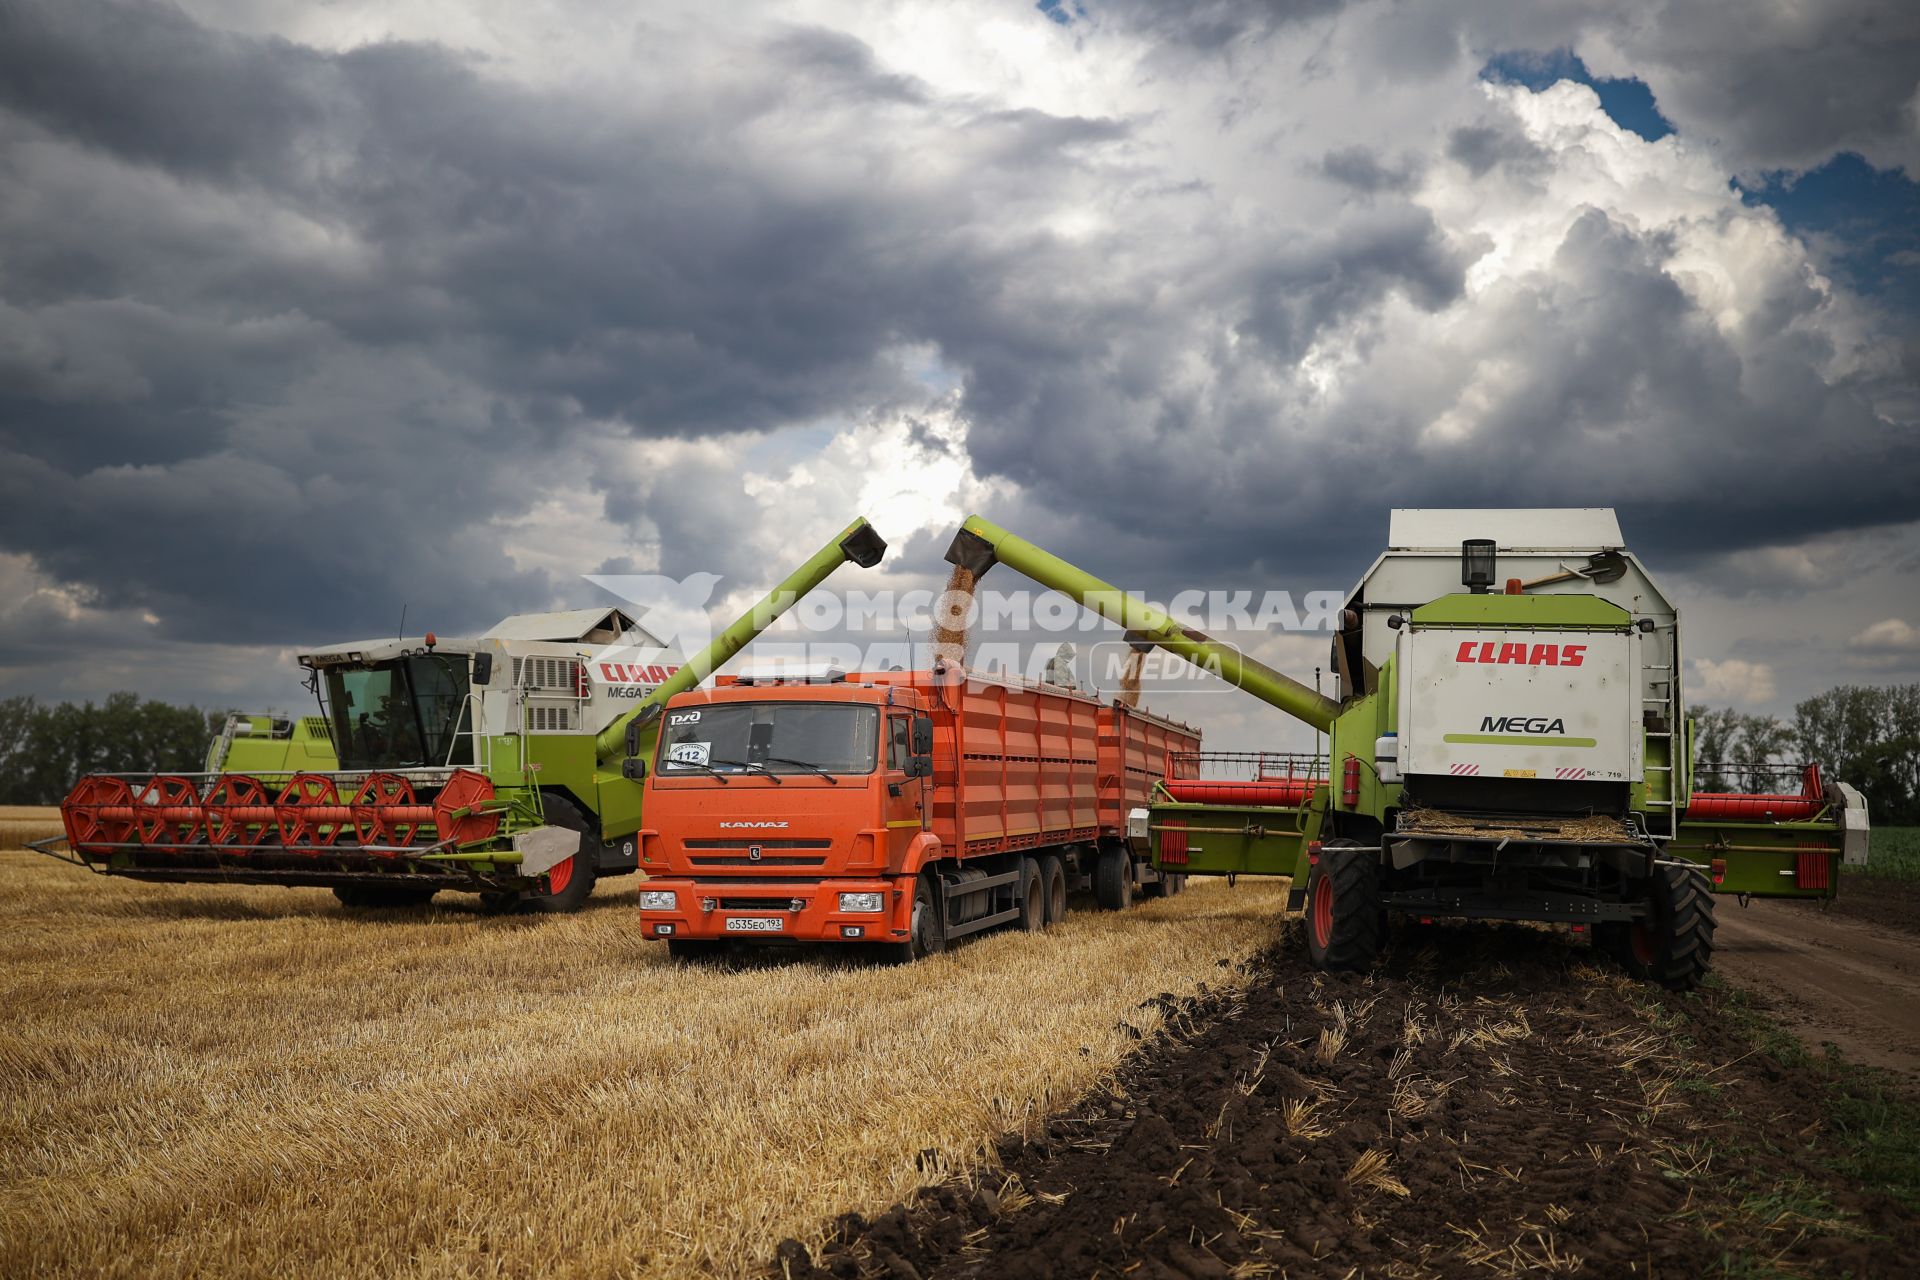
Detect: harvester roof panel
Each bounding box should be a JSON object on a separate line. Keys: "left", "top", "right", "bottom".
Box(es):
{"left": 1388, "top": 508, "right": 1624, "bottom": 551}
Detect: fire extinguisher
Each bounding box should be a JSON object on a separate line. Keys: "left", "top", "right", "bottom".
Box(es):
{"left": 1341, "top": 754, "right": 1360, "bottom": 808}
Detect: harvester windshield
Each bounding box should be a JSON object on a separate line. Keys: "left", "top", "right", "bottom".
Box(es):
{"left": 323, "top": 656, "right": 473, "bottom": 770}
{"left": 657, "top": 702, "right": 878, "bottom": 776}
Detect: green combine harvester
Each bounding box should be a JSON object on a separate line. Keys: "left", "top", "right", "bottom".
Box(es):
{"left": 53, "top": 518, "right": 887, "bottom": 912}
{"left": 947, "top": 508, "right": 1868, "bottom": 989}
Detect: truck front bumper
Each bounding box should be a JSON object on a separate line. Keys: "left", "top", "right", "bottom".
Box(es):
{"left": 638, "top": 877, "right": 912, "bottom": 944}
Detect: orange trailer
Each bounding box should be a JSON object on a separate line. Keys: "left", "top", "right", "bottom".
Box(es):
{"left": 634, "top": 664, "right": 1199, "bottom": 960}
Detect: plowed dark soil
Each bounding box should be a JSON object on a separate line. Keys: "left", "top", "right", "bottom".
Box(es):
{"left": 776, "top": 924, "right": 1920, "bottom": 1278}
{"left": 1831, "top": 874, "right": 1920, "bottom": 937}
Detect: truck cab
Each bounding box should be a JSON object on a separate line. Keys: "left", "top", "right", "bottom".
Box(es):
{"left": 635, "top": 674, "right": 936, "bottom": 953}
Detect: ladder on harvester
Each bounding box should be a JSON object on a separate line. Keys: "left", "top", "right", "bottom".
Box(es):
{"left": 1640, "top": 639, "right": 1677, "bottom": 840}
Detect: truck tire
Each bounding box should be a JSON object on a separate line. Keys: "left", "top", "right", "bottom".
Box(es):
{"left": 880, "top": 873, "right": 946, "bottom": 963}
{"left": 1094, "top": 847, "right": 1133, "bottom": 911}
{"left": 333, "top": 885, "right": 437, "bottom": 910}
{"left": 1037, "top": 853, "right": 1068, "bottom": 925}
{"left": 1016, "top": 857, "right": 1045, "bottom": 932}
{"left": 1304, "top": 841, "right": 1381, "bottom": 972}
{"left": 667, "top": 939, "right": 728, "bottom": 962}
{"left": 1618, "top": 864, "right": 1716, "bottom": 991}
{"left": 523, "top": 795, "right": 600, "bottom": 914}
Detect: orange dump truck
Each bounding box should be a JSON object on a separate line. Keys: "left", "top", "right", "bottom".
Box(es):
{"left": 634, "top": 664, "right": 1199, "bottom": 960}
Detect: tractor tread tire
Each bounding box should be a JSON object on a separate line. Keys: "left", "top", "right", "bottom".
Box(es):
{"left": 524, "top": 795, "right": 600, "bottom": 915}
{"left": 1304, "top": 842, "right": 1382, "bottom": 973}
{"left": 1651, "top": 864, "right": 1715, "bottom": 991}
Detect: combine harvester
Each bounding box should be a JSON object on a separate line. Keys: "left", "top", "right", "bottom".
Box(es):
{"left": 48, "top": 519, "right": 886, "bottom": 912}
{"left": 205, "top": 712, "right": 339, "bottom": 776}
{"left": 945, "top": 509, "right": 1869, "bottom": 989}
{"left": 633, "top": 664, "right": 1198, "bottom": 960}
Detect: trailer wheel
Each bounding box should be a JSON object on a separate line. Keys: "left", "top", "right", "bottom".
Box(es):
{"left": 666, "top": 939, "right": 728, "bottom": 962}
{"left": 1303, "top": 841, "right": 1381, "bottom": 972}
{"left": 1617, "top": 865, "right": 1716, "bottom": 991}
{"left": 333, "top": 885, "right": 437, "bottom": 910}
{"left": 1094, "top": 847, "right": 1133, "bottom": 911}
{"left": 880, "top": 873, "right": 946, "bottom": 963}
{"left": 1037, "top": 853, "right": 1068, "bottom": 925}
{"left": 1143, "top": 871, "right": 1187, "bottom": 899}
{"left": 1016, "top": 858, "right": 1045, "bottom": 932}
{"left": 522, "top": 796, "right": 600, "bottom": 914}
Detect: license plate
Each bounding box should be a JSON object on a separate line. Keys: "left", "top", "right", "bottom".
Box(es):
{"left": 725, "top": 916, "right": 784, "bottom": 933}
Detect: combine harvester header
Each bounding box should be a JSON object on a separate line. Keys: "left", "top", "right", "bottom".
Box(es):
{"left": 51, "top": 518, "right": 887, "bottom": 911}
{"left": 947, "top": 509, "right": 1870, "bottom": 989}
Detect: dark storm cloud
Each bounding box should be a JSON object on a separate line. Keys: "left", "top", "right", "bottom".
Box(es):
{"left": 0, "top": 0, "right": 1917, "bottom": 701}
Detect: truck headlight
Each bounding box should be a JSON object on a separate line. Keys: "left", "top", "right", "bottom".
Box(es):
{"left": 838, "top": 891, "right": 885, "bottom": 913}
{"left": 640, "top": 890, "right": 677, "bottom": 911}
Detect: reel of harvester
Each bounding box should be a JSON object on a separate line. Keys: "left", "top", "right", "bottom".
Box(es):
{"left": 55, "top": 768, "right": 515, "bottom": 891}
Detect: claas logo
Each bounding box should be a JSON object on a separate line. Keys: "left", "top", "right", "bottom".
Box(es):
{"left": 1455, "top": 641, "right": 1586, "bottom": 667}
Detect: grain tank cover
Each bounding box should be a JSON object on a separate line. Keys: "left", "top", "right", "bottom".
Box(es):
{"left": 1387, "top": 509, "right": 1625, "bottom": 552}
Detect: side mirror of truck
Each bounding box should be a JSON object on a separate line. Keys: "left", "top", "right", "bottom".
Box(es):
{"left": 622, "top": 756, "right": 648, "bottom": 781}
{"left": 471, "top": 652, "right": 494, "bottom": 686}
{"left": 910, "top": 715, "right": 933, "bottom": 755}
{"left": 905, "top": 754, "right": 933, "bottom": 779}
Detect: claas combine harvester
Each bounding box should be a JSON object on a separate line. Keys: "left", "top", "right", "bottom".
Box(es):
{"left": 47, "top": 519, "right": 886, "bottom": 911}
{"left": 946, "top": 508, "right": 1869, "bottom": 989}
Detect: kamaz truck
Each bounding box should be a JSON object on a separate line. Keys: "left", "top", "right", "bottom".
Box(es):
{"left": 945, "top": 509, "right": 1870, "bottom": 989}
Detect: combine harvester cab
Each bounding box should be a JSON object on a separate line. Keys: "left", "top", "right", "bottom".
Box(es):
{"left": 55, "top": 518, "right": 887, "bottom": 912}
{"left": 634, "top": 663, "right": 1200, "bottom": 961}
{"left": 944, "top": 509, "right": 1871, "bottom": 990}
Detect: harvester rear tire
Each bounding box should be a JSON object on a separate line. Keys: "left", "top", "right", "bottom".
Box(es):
{"left": 1037, "top": 853, "right": 1068, "bottom": 925}
{"left": 1618, "top": 864, "right": 1716, "bottom": 991}
{"left": 1304, "top": 841, "right": 1382, "bottom": 973}
{"left": 333, "top": 885, "right": 437, "bottom": 910}
{"left": 878, "top": 872, "right": 946, "bottom": 964}
{"left": 523, "top": 795, "right": 600, "bottom": 915}
{"left": 1016, "top": 857, "right": 1045, "bottom": 932}
{"left": 1094, "top": 847, "right": 1133, "bottom": 911}
{"left": 667, "top": 939, "right": 728, "bottom": 962}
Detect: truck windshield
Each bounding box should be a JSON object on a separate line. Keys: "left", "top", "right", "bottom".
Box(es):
{"left": 323, "top": 656, "right": 473, "bottom": 769}
{"left": 657, "top": 702, "right": 879, "bottom": 776}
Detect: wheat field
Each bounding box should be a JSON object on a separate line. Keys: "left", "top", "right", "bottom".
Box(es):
{"left": 0, "top": 844, "right": 1288, "bottom": 1278}
{"left": 0, "top": 807, "right": 64, "bottom": 850}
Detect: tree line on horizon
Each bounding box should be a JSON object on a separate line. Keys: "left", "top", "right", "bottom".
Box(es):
{"left": 0, "top": 684, "right": 1915, "bottom": 823}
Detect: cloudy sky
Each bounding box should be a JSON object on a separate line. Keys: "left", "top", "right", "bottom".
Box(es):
{"left": 1, "top": 0, "right": 1916, "bottom": 750}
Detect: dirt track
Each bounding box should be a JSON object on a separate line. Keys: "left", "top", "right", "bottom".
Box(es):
{"left": 1715, "top": 894, "right": 1920, "bottom": 1086}
{"left": 784, "top": 923, "right": 1919, "bottom": 1279}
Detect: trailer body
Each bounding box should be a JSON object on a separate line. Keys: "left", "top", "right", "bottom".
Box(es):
{"left": 635, "top": 666, "right": 1198, "bottom": 956}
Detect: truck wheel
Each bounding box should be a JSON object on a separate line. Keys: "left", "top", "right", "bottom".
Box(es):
{"left": 523, "top": 796, "right": 600, "bottom": 914}
{"left": 880, "top": 873, "right": 946, "bottom": 963}
{"left": 1304, "top": 841, "right": 1381, "bottom": 972}
{"left": 1037, "top": 853, "right": 1068, "bottom": 925}
{"left": 1016, "top": 858, "right": 1045, "bottom": 932}
{"left": 1621, "top": 865, "right": 1716, "bottom": 991}
{"left": 667, "top": 939, "right": 728, "bottom": 962}
{"left": 1094, "top": 847, "right": 1133, "bottom": 911}
{"left": 333, "top": 885, "right": 437, "bottom": 910}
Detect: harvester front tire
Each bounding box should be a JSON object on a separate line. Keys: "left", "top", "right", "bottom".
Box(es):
{"left": 1304, "top": 841, "right": 1382, "bottom": 972}
{"left": 1016, "top": 858, "right": 1045, "bottom": 932}
{"left": 1619, "top": 864, "right": 1716, "bottom": 992}
{"left": 1094, "top": 847, "right": 1133, "bottom": 911}
{"left": 1037, "top": 853, "right": 1068, "bottom": 925}
{"left": 524, "top": 796, "right": 600, "bottom": 915}
{"left": 333, "top": 885, "right": 437, "bottom": 910}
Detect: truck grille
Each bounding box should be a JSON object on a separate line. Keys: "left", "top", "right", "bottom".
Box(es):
{"left": 689, "top": 855, "right": 827, "bottom": 868}
{"left": 683, "top": 838, "right": 832, "bottom": 850}
{"left": 718, "top": 898, "right": 801, "bottom": 911}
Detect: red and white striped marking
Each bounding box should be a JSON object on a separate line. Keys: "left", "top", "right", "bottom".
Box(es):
{"left": 1449, "top": 763, "right": 1481, "bottom": 776}
{"left": 1554, "top": 767, "right": 1587, "bottom": 780}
